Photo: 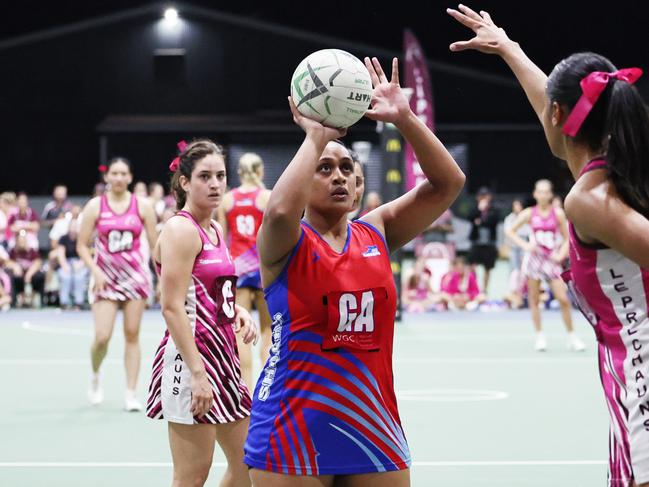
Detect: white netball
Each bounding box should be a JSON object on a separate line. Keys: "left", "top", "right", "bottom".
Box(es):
{"left": 290, "top": 49, "right": 373, "bottom": 129}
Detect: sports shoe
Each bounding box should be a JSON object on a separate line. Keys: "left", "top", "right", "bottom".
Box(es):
{"left": 124, "top": 390, "right": 142, "bottom": 412}
{"left": 88, "top": 373, "right": 104, "bottom": 405}
{"left": 534, "top": 334, "right": 547, "bottom": 352}
{"left": 568, "top": 334, "right": 586, "bottom": 352}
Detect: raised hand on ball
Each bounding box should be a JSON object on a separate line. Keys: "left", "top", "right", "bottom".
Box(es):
{"left": 363, "top": 57, "right": 411, "bottom": 125}
{"left": 287, "top": 96, "right": 347, "bottom": 142}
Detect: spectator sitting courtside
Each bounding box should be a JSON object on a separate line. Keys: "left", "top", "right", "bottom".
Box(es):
{"left": 402, "top": 258, "right": 441, "bottom": 313}
{"left": 440, "top": 256, "right": 486, "bottom": 311}
{"left": 0, "top": 246, "right": 12, "bottom": 311}
{"left": 7, "top": 193, "right": 39, "bottom": 250}
{"left": 7, "top": 231, "right": 44, "bottom": 308}
{"left": 41, "top": 184, "right": 72, "bottom": 229}
{"left": 55, "top": 212, "right": 88, "bottom": 310}
{"left": 0, "top": 192, "right": 16, "bottom": 250}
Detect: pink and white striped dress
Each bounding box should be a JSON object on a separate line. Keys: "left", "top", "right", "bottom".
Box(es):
{"left": 146, "top": 211, "right": 251, "bottom": 424}
{"left": 563, "top": 159, "right": 649, "bottom": 487}
{"left": 522, "top": 206, "right": 563, "bottom": 281}
{"left": 92, "top": 194, "right": 151, "bottom": 302}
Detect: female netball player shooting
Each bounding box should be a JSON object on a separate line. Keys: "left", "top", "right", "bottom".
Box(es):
{"left": 244, "top": 57, "right": 465, "bottom": 487}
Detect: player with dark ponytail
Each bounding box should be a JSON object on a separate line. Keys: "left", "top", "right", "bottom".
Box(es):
{"left": 449, "top": 5, "right": 649, "bottom": 486}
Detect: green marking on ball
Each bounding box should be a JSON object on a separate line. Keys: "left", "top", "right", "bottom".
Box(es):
{"left": 292, "top": 66, "right": 334, "bottom": 100}
{"left": 324, "top": 96, "right": 332, "bottom": 115}
{"left": 306, "top": 102, "right": 321, "bottom": 115}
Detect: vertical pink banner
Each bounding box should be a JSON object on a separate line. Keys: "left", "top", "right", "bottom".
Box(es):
{"left": 403, "top": 29, "right": 435, "bottom": 191}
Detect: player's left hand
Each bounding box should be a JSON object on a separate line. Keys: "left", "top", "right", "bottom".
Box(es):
{"left": 363, "top": 57, "right": 411, "bottom": 125}
{"left": 447, "top": 5, "right": 513, "bottom": 56}
{"left": 234, "top": 304, "right": 259, "bottom": 345}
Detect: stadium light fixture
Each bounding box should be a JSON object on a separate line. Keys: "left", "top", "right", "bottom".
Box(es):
{"left": 164, "top": 8, "right": 179, "bottom": 22}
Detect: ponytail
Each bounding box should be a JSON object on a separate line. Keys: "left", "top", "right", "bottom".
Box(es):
{"left": 170, "top": 171, "right": 187, "bottom": 211}
{"left": 605, "top": 81, "right": 649, "bottom": 217}
{"left": 547, "top": 52, "right": 649, "bottom": 217}
{"left": 238, "top": 153, "right": 265, "bottom": 189}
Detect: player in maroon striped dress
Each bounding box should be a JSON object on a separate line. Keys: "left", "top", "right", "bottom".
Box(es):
{"left": 506, "top": 179, "right": 585, "bottom": 351}
{"left": 146, "top": 139, "right": 257, "bottom": 487}
{"left": 77, "top": 157, "right": 158, "bottom": 411}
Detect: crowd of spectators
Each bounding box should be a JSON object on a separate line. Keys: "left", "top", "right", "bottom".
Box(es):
{"left": 400, "top": 186, "right": 570, "bottom": 313}
{"left": 1, "top": 179, "right": 568, "bottom": 315}
{"left": 0, "top": 181, "right": 175, "bottom": 312}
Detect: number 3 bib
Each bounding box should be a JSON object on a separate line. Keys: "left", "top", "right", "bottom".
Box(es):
{"left": 213, "top": 275, "right": 237, "bottom": 326}
{"left": 322, "top": 287, "right": 388, "bottom": 352}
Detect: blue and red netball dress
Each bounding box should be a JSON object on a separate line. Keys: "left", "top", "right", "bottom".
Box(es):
{"left": 225, "top": 188, "right": 264, "bottom": 289}
{"left": 244, "top": 220, "right": 411, "bottom": 475}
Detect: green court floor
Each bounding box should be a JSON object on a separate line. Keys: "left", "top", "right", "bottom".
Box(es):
{"left": 0, "top": 308, "right": 608, "bottom": 486}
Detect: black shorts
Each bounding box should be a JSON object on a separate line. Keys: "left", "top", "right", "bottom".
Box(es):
{"left": 468, "top": 244, "right": 498, "bottom": 270}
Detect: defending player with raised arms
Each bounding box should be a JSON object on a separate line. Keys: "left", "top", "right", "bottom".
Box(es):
{"left": 449, "top": 5, "right": 649, "bottom": 486}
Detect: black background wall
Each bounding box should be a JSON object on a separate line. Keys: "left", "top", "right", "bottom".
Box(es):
{"left": 0, "top": 8, "right": 578, "bottom": 195}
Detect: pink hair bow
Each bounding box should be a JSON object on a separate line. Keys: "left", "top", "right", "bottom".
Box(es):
{"left": 562, "top": 68, "right": 643, "bottom": 137}
{"left": 169, "top": 140, "right": 188, "bottom": 172}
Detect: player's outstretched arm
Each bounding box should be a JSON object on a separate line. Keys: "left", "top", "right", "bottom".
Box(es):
{"left": 257, "top": 98, "right": 345, "bottom": 268}
{"left": 447, "top": 4, "right": 547, "bottom": 124}
{"left": 361, "top": 57, "right": 465, "bottom": 250}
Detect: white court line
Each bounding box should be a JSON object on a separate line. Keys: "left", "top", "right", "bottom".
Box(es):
{"left": 395, "top": 334, "right": 588, "bottom": 341}
{"left": 20, "top": 321, "right": 162, "bottom": 339}
{"left": 21, "top": 321, "right": 89, "bottom": 336}
{"left": 16, "top": 321, "right": 581, "bottom": 342}
{"left": 414, "top": 460, "right": 606, "bottom": 466}
{"left": 0, "top": 460, "right": 606, "bottom": 468}
{"left": 0, "top": 357, "right": 590, "bottom": 366}
{"left": 0, "top": 359, "right": 120, "bottom": 365}
{"left": 397, "top": 389, "right": 508, "bottom": 402}
{"left": 395, "top": 357, "right": 592, "bottom": 364}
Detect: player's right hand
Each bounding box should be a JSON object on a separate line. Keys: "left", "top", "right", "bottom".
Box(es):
{"left": 287, "top": 96, "right": 346, "bottom": 142}
{"left": 91, "top": 269, "right": 108, "bottom": 293}
{"left": 524, "top": 242, "right": 538, "bottom": 254}
{"left": 447, "top": 4, "right": 512, "bottom": 55}
{"left": 190, "top": 370, "right": 213, "bottom": 418}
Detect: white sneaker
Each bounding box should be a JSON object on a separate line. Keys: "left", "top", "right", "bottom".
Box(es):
{"left": 88, "top": 374, "right": 104, "bottom": 405}
{"left": 124, "top": 390, "right": 142, "bottom": 412}
{"left": 534, "top": 334, "right": 547, "bottom": 352}
{"left": 568, "top": 334, "right": 586, "bottom": 352}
